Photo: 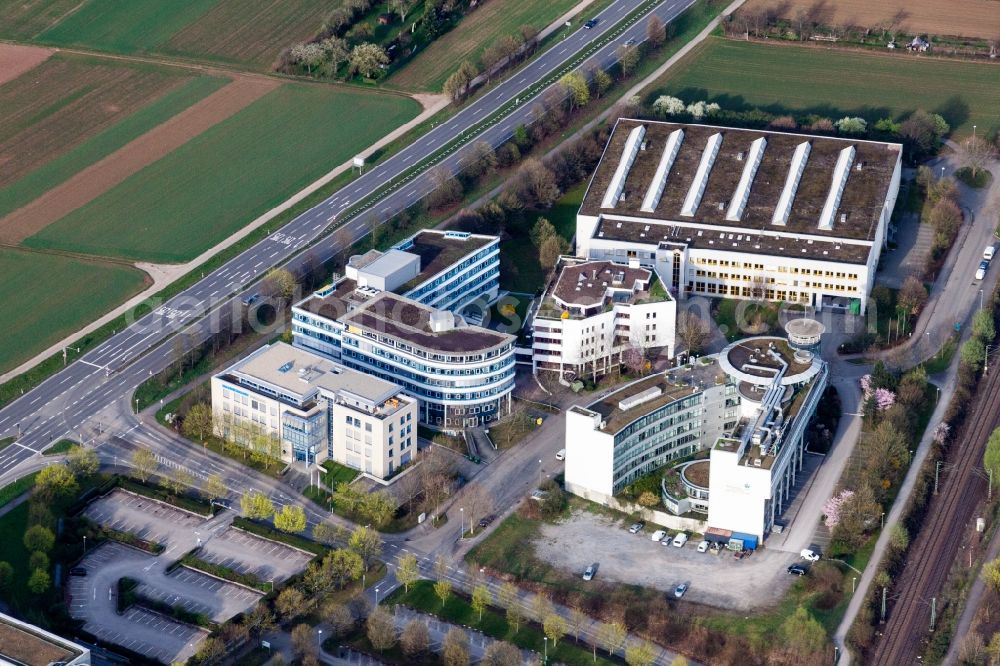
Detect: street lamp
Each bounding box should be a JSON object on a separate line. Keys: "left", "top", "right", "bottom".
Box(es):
{"left": 83, "top": 535, "right": 87, "bottom": 554}
{"left": 375, "top": 586, "right": 381, "bottom": 606}
{"left": 980, "top": 289, "right": 984, "bottom": 311}
{"left": 460, "top": 507, "right": 464, "bottom": 537}
{"left": 544, "top": 636, "right": 548, "bottom": 663}
{"left": 538, "top": 459, "right": 543, "bottom": 486}
{"left": 317, "top": 628, "right": 322, "bottom": 650}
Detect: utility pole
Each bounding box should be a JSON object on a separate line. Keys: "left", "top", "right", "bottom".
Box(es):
{"left": 935, "top": 461, "right": 942, "bottom": 495}
{"left": 881, "top": 587, "right": 887, "bottom": 623}
{"left": 930, "top": 597, "right": 937, "bottom": 631}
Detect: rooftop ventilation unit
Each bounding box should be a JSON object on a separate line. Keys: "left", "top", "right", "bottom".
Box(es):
{"left": 640, "top": 129, "right": 684, "bottom": 212}
{"left": 726, "top": 137, "right": 767, "bottom": 221}
{"left": 818, "top": 145, "right": 856, "bottom": 230}
{"left": 681, "top": 133, "right": 723, "bottom": 216}
{"left": 601, "top": 125, "right": 646, "bottom": 209}
{"left": 278, "top": 361, "right": 294, "bottom": 373}
{"left": 772, "top": 141, "right": 811, "bottom": 226}
{"left": 619, "top": 386, "right": 663, "bottom": 410}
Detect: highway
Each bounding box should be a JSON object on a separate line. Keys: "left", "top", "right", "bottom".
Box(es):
{"left": 0, "top": 0, "right": 696, "bottom": 481}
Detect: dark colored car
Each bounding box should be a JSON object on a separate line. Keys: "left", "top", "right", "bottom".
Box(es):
{"left": 478, "top": 514, "right": 496, "bottom": 528}
{"left": 787, "top": 564, "right": 808, "bottom": 576}
{"left": 69, "top": 567, "right": 87, "bottom": 577}
{"left": 583, "top": 18, "right": 599, "bottom": 29}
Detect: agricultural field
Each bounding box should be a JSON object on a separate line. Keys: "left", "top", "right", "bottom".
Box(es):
{"left": 24, "top": 84, "right": 421, "bottom": 262}
{"left": 0, "top": 0, "right": 326, "bottom": 69}
{"left": 646, "top": 37, "right": 1000, "bottom": 136}
{"left": 0, "top": 53, "right": 197, "bottom": 189}
{"left": 0, "top": 248, "right": 147, "bottom": 373}
{"left": 741, "top": 0, "right": 1000, "bottom": 40}
{"left": 390, "top": 0, "right": 580, "bottom": 91}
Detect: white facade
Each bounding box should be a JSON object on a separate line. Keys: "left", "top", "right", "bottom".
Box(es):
{"left": 211, "top": 343, "right": 418, "bottom": 478}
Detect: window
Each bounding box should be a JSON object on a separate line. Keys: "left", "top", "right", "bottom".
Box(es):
{"left": 365, "top": 422, "right": 372, "bottom": 433}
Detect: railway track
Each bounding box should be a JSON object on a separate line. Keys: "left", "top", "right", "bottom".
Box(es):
{"left": 872, "top": 366, "right": 1000, "bottom": 664}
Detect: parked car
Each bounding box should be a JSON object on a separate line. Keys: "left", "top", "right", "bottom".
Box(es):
{"left": 555, "top": 449, "right": 566, "bottom": 461}
{"left": 800, "top": 548, "right": 821, "bottom": 562}
{"left": 787, "top": 564, "right": 808, "bottom": 576}
{"left": 651, "top": 530, "right": 667, "bottom": 542}
{"left": 697, "top": 540, "right": 710, "bottom": 553}
{"left": 624, "top": 37, "right": 637, "bottom": 46}
{"left": 672, "top": 532, "right": 689, "bottom": 548}
{"left": 240, "top": 292, "right": 260, "bottom": 307}
{"left": 977, "top": 259, "right": 990, "bottom": 280}
{"left": 628, "top": 521, "right": 645, "bottom": 534}
{"left": 478, "top": 514, "right": 496, "bottom": 528}
{"left": 674, "top": 583, "right": 689, "bottom": 598}
{"left": 583, "top": 564, "right": 596, "bottom": 581}
{"left": 986, "top": 245, "right": 996, "bottom": 261}
{"left": 583, "top": 18, "right": 599, "bottom": 29}
{"left": 69, "top": 567, "right": 87, "bottom": 577}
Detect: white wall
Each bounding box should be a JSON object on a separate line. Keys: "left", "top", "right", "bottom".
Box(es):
{"left": 564, "top": 408, "right": 614, "bottom": 498}
{"left": 707, "top": 447, "right": 771, "bottom": 540}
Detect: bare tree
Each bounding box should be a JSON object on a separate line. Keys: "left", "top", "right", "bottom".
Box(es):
{"left": 646, "top": 15, "right": 666, "bottom": 47}
{"left": 401, "top": 618, "right": 429, "bottom": 658}
{"left": 367, "top": 607, "right": 396, "bottom": 651}
{"left": 964, "top": 134, "right": 995, "bottom": 179}
{"left": 461, "top": 483, "right": 493, "bottom": 535}
{"left": 677, "top": 310, "right": 711, "bottom": 355}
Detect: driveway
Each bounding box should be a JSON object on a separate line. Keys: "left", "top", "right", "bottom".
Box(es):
{"left": 532, "top": 510, "right": 798, "bottom": 611}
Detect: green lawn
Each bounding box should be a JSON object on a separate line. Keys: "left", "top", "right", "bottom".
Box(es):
{"left": 386, "top": 580, "right": 618, "bottom": 666}
{"left": 390, "top": 0, "right": 581, "bottom": 91}
{"left": 42, "top": 439, "right": 76, "bottom": 455}
{"left": 0, "top": 502, "right": 34, "bottom": 611}
{"left": 35, "top": 0, "right": 220, "bottom": 53}
{"left": 0, "top": 248, "right": 147, "bottom": 374}
{"left": 322, "top": 460, "right": 359, "bottom": 488}
{"left": 0, "top": 75, "right": 227, "bottom": 219}
{"left": 646, "top": 37, "right": 1000, "bottom": 136}
{"left": 26, "top": 84, "right": 421, "bottom": 262}
{"left": 0, "top": 472, "right": 38, "bottom": 509}
{"left": 0, "top": 0, "right": 81, "bottom": 40}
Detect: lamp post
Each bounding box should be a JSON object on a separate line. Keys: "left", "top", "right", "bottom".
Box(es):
{"left": 538, "top": 459, "right": 543, "bottom": 486}
{"left": 375, "top": 586, "right": 381, "bottom": 607}
{"left": 544, "top": 636, "right": 548, "bottom": 664}
{"left": 460, "top": 507, "right": 464, "bottom": 537}
{"left": 83, "top": 535, "right": 87, "bottom": 554}
{"left": 318, "top": 628, "right": 322, "bottom": 650}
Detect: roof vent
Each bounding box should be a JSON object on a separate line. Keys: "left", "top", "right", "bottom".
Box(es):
{"left": 855, "top": 162, "right": 863, "bottom": 171}
{"left": 619, "top": 386, "right": 663, "bottom": 410}
{"left": 640, "top": 140, "right": 647, "bottom": 151}
{"left": 736, "top": 152, "right": 744, "bottom": 162}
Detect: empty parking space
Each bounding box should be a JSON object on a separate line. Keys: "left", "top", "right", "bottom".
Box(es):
{"left": 83, "top": 488, "right": 206, "bottom": 547}
{"left": 198, "top": 527, "right": 312, "bottom": 582}
{"left": 85, "top": 606, "right": 208, "bottom": 663}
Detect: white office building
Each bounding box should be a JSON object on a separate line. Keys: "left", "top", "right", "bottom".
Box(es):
{"left": 575, "top": 120, "right": 902, "bottom": 314}
{"left": 211, "top": 343, "right": 418, "bottom": 478}
{"left": 532, "top": 257, "right": 676, "bottom": 378}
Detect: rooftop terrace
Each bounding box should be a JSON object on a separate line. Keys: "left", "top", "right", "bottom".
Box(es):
{"left": 396, "top": 230, "right": 496, "bottom": 293}
{"left": 551, "top": 260, "right": 653, "bottom": 307}
{"left": 581, "top": 119, "right": 901, "bottom": 243}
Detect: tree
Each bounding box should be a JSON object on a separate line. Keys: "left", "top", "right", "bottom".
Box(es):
{"left": 276, "top": 587, "right": 308, "bottom": 622}
{"left": 194, "top": 637, "right": 226, "bottom": 665}
{"left": 616, "top": 44, "right": 639, "bottom": 78}
{"left": 472, "top": 584, "right": 492, "bottom": 621}
{"left": 964, "top": 134, "right": 995, "bottom": 178}
{"left": 900, "top": 110, "right": 950, "bottom": 155}
{"left": 66, "top": 445, "right": 99, "bottom": 477}
{"left": 539, "top": 235, "right": 568, "bottom": 270}
{"left": 427, "top": 166, "right": 463, "bottom": 210}
{"left": 435, "top": 579, "right": 453, "bottom": 607}
{"left": 240, "top": 490, "right": 275, "bottom": 519}
{"left": 653, "top": 95, "right": 686, "bottom": 116}
{"left": 597, "top": 621, "right": 627, "bottom": 655}
{"left": 27, "top": 568, "right": 50, "bottom": 594}
{"left": 35, "top": 464, "right": 78, "bottom": 501}
{"left": 626, "top": 641, "right": 657, "bottom": 666}
{"left": 836, "top": 116, "right": 868, "bottom": 135}
{"left": 443, "top": 61, "right": 478, "bottom": 102}
{"left": 833, "top": 483, "right": 882, "bottom": 550}
{"left": 672, "top": 656, "right": 689, "bottom": 666}
{"left": 396, "top": 553, "right": 419, "bottom": 592}
{"left": 506, "top": 602, "right": 524, "bottom": 633}
{"left": 984, "top": 557, "right": 1000, "bottom": 593}
{"left": 530, "top": 218, "right": 557, "bottom": 247}
{"left": 0, "top": 562, "right": 12, "bottom": 590}
{"left": 264, "top": 268, "right": 297, "bottom": 301}
{"left": 984, "top": 427, "right": 1000, "bottom": 492}
{"left": 677, "top": 310, "right": 711, "bottom": 354}
{"left": 973, "top": 309, "right": 996, "bottom": 343}
{"left": 291, "top": 623, "right": 317, "bottom": 661}
{"left": 962, "top": 337, "right": 986, "bottom": 371}
{"left": 23, "top": 524, "right": 55, "bottom": 553}
{"left": 482, "top": 641, "right": 521, "bottom": 666}
{"left": 204, "top": 473, "right": 227, "bottom": 500}
{"left": 515, "top": 159, "right": 560, "bottom": 208}
{"left": 559, "top": 71, "right": 590, "bottom": 110}
{"left": 466, "top": 141, "right": 498, "bottom": 180}
{"left": 359, "top": 491, "right": 395, "bottom": 528}
{"left": 568, "top": 607, "right": 587, "bottom": 641}
{"left": 350, "top": 43, "right": 389, "bottom": 78}
{"left": 443, "top": 627, "right": 470, "bottom": 666}
{"left": 401, "top": 618, "right": 430, "bottom": 658}
{"left": 348, "top": 526, "right": 382, "bottom": 569}
{"left": 166, "top": 468, "right": 193, "bottom": 496}
{"left": 324, "top": 549, "right": 364, "bottom": 589}
{"left": 274, "top": 504, "right": 307, "bottom": 533}
{"left": 543, "top": 613, "right": 567, "bottom": 647}
{"left": 333, "top": 481, "right": 364, "bottom": 515}
{"left": 325, "top": 601, "right": 354, "bottom": 637}
{"left": 28, "top": 551, "right": 48, "bottom": 572}
{"left": 781, "top": 606, "right": 827, "bottom": 660}
{"left": 646, "top": 15, "right": 666, "bottom": 47}
{"left": 897, "top": 276, "right": 927, "bottom": 317}
{"left": 988, "top": 632, "right": 1000, "bottom": 664}
{"left": 592, "top": 69, "right": 612, "bottom": 98}
{"left": 367, "top": 606, "right": 397, "bottom": 651}
{"left": 320, "top": 37, "right": 350, "bottom": 76}
{"left": 463, "top": 483, "right": 494, "bottom": 535}
{"left": 131, "top": 448, "right": 157, "bottom": 483}
{"left": 390, "top": 0, "right": 415, "bottom": 21}
{"left": 242, "top": 605, "right": 275, "bottom": 638}
{"left": 291, "top": 42, "right": 326, "bottom": 75}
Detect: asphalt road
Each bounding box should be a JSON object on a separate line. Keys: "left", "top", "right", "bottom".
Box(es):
{"left": 0, "top": 0, "right": 695, "bottom": 481}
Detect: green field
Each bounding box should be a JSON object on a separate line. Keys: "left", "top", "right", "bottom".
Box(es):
{"left": 0, "top": 0, "right": 80, "bottom": 40}
{"left": 391, "top": 0, "right": 580, "bottom": 91}
{"left": 0, "top": 74, "right": 227, "bottom": 219}
{"left": 647, "top": 37, "right": 1000, "bottom": 136}
{"left": 25, "top": 84, "right": 421, "bottom": 262}
{"left": 0, "top": 248, "right": 147, "bottom": 373}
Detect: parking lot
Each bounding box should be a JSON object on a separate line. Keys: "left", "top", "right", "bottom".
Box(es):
{"left": 533, "top": 510, "right": 798, "bottom": 610}
{"left": 198, "top": 527, "right": 312, "bottom": 583}
{"left": 83, "top": 489, "right": 207, "bottom": 554}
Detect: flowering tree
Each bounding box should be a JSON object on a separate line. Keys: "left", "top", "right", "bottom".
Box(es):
{"left": 933, "top": 422, "right": 951, "bottom": 444}
{"left": 860, "top": 374, "right": 873, "bottom": 400}
{"left": 874, "top": 388, "right": 896, "bottom": 411}
{"left": 823, "top": 489, "right": 854, "bottom": 528}
{"left": 652, "top": 95, "right": 685, "bottom": 116}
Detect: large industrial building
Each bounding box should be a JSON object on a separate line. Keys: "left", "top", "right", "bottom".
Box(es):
{"left": 292, "top": 228, "right": 515, "bottom": 430}
{"left": 564, "top": 329, "right": 828, "bottom": 541}
{"left": 575, "top": 119, "right": 902, "bottom": 313}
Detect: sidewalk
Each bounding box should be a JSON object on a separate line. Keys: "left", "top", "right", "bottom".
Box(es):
{"left": 943, "top": 518, "right": 1000, "bottom": 664}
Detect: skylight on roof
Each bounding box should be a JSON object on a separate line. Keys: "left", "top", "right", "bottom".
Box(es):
{"left": 818, "top": 146, "right": 856, "bottom": 231}
{"left": 726, "top": 137, "right": 767, "bottom": 222}
{"left": 601, "top": 125, "right": 646, "bottom": 209}
{"left": 771, "top": 141, "right": 811, "bottom": 226}
{"left": 681, "top": 133, "right": 723, "bottom": 217}
{"left": 640, "top": 128, "right": 684, "bottom": 212}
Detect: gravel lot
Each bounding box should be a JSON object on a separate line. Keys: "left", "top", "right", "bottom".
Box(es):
{"left": 533, "top": 510, "right": 799, "bottom": 611}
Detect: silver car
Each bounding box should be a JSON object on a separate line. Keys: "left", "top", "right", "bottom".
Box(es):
{"left": 583, "top": 565, "right": 596, "bottom": 581}
{"left": 674, "top": 583, "right": 688, "bottom": 598}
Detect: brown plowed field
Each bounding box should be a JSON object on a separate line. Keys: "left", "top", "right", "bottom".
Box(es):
{"left": 0, "top": 43, "right": 54, "bottom": 85}
{"left": 0, "top": 54, "right": 192, "bottom": 188}
{"left": 0, "top": 75, "right": 279, "bottom": 244}
{"left": 162, "top": 0, "right": 328, "bottom": 68}
{"left": 742, "top": 0, "right": 1000, "bottom": 40}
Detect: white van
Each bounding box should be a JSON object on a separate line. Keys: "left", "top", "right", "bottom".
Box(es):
{"left": 651, "top": 530, "right": 667, "bottom": 542}
{"left": 672, "top": 532, "right": 689, "bottom": 548}
{"left": 986, "top": 245, "right": 996, "bottom": 262}
{"left": 555, "top": 449, "right": 566, "bottom": 461}
{"left": 697, "top": 540, "right": 710, "bottom": 553}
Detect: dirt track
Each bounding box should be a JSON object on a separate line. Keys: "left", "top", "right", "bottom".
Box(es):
{"left": 743, "top": 0, "right": 1000, "bottom": 40}
{"left": 0, "top": 43, "right": 53, "bottom": 85}
{"left": 0, "top": 75, "right": 279, "bottom": 245}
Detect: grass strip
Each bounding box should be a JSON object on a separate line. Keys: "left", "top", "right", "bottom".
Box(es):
{"left": 118, "top": 477, "right": 215, "bottom": 517}
{"left": 179, "top": 550, "right": 271, "bottom": 593}
{"left": 232, "top": 516, "right": 326, "bottom": 557}
{"left": 0, "top": 472, "right": 38, "bottom": 509}
{"left": 42, "top": 439, "right": 77, "bottom": 456}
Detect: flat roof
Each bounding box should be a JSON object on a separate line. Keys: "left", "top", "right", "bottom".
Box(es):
{"left": 581, "top": 119, "right": 901, "bottom": 243}
{"left": 551, "top": 260, "right": 652, "bottom": 307}
{"left": 363, "top": 249, "right": 420, "bottom": 279}
{"left": 341, "top": 292, "right": 514, "bottom": 354}
{"left": 584, "top": 358, "right": 726, "bottom": 434}
{"left": 396, "top": 230, "right": 496, "bottom": 293}
{"left": 0, "top": 614, "right": 84, "bottom": 666}
{"left": 221, "top": 342, "right": 402, "bottom": 405}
